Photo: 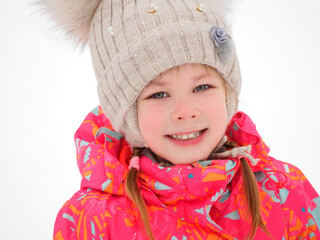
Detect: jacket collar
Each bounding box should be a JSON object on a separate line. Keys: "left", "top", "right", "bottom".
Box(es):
{"left": 138, "top": 150, "right": 241, "bottom": 205}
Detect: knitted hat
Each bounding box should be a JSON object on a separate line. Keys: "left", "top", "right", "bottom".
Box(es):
{"left": 41, "top": 0, "right": 241, "bottom": 147}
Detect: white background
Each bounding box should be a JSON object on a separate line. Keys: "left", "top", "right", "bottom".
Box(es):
{"left": 0, "top": 0, "right": 319, "bottom": 239}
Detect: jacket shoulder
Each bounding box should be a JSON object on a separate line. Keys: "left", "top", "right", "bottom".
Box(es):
{"left": 264, "top": 157, "right": 320, "bottom": 238}
{"left": 263, "top": 157, "right": 319, "bottom": 206}
{"left": 268, "top": 157, "right": 318, "bottom": 193}
{"left": 53, "top": 189, "right": 114, "bottom": 240}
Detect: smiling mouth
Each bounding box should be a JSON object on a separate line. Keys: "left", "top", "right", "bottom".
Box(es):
{"left": 167, "top": 129, "right": 207, "bottom": 140}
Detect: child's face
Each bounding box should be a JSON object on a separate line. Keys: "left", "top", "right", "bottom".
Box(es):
{"left": 137, "top": 63, "right": 228, "bottom": 165}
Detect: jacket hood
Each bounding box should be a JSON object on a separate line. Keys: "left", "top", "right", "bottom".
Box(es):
{"left": 75, "top": 106, "right": 131, "bottom": 196}
{"left": 74, "top": 106, "right": 272, "bottom": 199}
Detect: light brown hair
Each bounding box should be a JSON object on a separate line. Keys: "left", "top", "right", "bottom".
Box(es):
{"left": 125, "top": 147, "right": 155, "bottom": 240}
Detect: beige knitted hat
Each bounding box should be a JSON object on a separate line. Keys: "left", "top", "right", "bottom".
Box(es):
{"left": 41, "top": 0, "right": 241, "bottom": 147}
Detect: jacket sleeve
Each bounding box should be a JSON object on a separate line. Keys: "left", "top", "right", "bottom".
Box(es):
{"left": 53, "top": 190, "right": 112, "bottom": 240}
{"left": 302, "top": 174, "right": 320, "bottom": 239}
{"left": 53, "top": 199, "right": 79, "bottom": 240}
{"left": 283, "top": 164, "right": 320, "bottom": 239}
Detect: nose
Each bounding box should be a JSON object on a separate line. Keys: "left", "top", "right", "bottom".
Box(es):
{"left": 171, "top": 99, "right": 199, "bottom": 121}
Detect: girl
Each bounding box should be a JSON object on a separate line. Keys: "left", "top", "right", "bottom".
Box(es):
{"left": 42, "top": 0, "right": 320, "bottom": 239}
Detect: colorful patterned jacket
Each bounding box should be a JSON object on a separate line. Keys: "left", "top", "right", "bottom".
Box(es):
{"left": 53, "top": 106, "right": 320, "bottom": 240}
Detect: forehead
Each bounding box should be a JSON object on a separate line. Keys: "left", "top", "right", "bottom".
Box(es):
{"left": 152, "top": 64, "right": 214, "bottom": 84}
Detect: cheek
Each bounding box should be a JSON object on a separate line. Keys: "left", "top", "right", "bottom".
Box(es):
{"left": 200, "top": 92, "right": 228, "bottom": 126}
{"left": 215, "top": 101, "right": 228, "bottom": 131}
{"left": 200, "top": 92, "right": 227, "bottom": 112}
{"left": 137, "top": 103, "right": 163, "bottom": 138}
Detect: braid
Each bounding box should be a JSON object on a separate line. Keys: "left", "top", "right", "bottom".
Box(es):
{"left": 125, "top": 147, "right": 155, "bottom": 240}
{"left": 223, "top": 141, "right": 270, "bottom": 239}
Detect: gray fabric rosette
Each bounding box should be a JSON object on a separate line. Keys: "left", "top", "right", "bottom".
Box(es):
{"left": 210, "top": 26, "right": 233, "bottom": 63}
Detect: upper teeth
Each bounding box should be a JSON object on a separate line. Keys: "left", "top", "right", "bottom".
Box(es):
{"left": 170, "top": 131, "right": 201, "bottom": 140}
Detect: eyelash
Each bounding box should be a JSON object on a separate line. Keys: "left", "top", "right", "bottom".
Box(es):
{"left": 148, "top": 84, "right": 212, "bottom": 99}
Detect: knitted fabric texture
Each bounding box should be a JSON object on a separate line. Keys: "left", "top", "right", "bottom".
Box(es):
{"left": 89, "top": 0, "right": 242, "bottom": 147}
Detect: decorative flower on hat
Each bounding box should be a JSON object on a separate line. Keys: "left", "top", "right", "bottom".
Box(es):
{"left": 210, "top": 26, "right": 231, "bottom": 47}
{"left": 148, "top": 3, "right": 159, "bottom": 13}
{"left": 210, "top": 26, "right": 233, "bottom": 63}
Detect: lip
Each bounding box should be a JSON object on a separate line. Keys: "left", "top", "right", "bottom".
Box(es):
{"left": 165, "top": 129, "right": 207, "bottom": 146}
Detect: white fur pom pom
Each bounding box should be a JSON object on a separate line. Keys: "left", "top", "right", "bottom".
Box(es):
{"left": 40, "top": 0, "right": 102, "bottom": 47}
{"left": 208, "top": 0, "right": 235, "bottom": 16}
{"left": 206, "top": 0, "right": 239, "bottom": 33}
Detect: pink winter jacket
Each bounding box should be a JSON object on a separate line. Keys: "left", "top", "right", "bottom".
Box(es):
{"left": 53, "top": 106, "right": 320, "bottom": 240}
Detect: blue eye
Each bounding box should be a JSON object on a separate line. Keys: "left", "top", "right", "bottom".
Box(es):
{"left": 150, "top": 92, "right": 168, "bottom": 99}
{"left": 194, "top": 84, "right": 210, "bottom": 92}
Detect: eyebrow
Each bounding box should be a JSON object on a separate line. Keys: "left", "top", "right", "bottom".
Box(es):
{"left": 193, "top": 73, "right": 208, "bottom": 81}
